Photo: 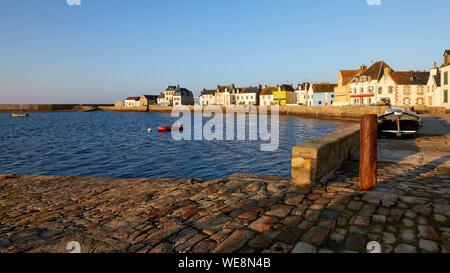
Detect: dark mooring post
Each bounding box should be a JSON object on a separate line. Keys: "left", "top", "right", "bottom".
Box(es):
{"left": 359, "top": 114, "right": 378, "bottom": 191}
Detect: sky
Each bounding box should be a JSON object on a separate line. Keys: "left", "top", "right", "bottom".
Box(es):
{"left": 0, "top": 0, "right": 449, "bottom": 104}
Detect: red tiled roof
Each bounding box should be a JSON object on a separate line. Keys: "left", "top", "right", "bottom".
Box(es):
{"left": 260, "top": 86, "right": 277, "bottom": 95}
{"left": 361, "top": 61, "right": 393, "bottom": 80}
{"left": 390, "top": 71, "right": 429, "bottom": 85}
{"left": 312, "top": 83, "right": 337, "bottom": 93}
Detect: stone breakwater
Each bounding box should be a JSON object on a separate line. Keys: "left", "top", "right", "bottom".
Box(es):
{"left": 0, "top": 104, "right": 107, "bottom": 112}
{"left": 101, "top": 105, "right": 389, "bottom": 121}
{"left": 1, "top": 159, "right": 449, "bottom": 253}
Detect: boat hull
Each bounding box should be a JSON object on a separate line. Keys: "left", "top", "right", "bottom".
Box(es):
{"left": 11, "top": 113, "right": 29, "bottom": 117}
{"left": 158, "top": 126, "right": 184, "bottom": 133}
{"left": 378, "top": 110, "right": 422, "bottom": 137}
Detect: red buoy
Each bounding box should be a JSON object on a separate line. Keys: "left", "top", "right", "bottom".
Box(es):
{"left": 158, "top": 126, "right": 184, "bottom": 133}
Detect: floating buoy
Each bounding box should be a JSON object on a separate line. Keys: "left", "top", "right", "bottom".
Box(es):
{"left": 147, "top": 128, "right": 152, "bottom": 133}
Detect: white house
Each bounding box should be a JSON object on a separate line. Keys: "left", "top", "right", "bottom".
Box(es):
{"left": 215, "top": 84, "right": 237, "bottom": 106}
{"left": 199, "top": 89, "right": 216, "bottom": 106}
{"left": 157, "top": 85, "right": 178, "bottom": 106}
{"left": 426, "top": 63, "right": 442, "bottom": 107}
{"left": 307, "top": 83, "right": 336, "bottom": 106}
{"left": 235, "top": 87, "right": 260, "bottom": 105}
{"left": 124, "top": 96, "right": 141, "bottom": 107}
{"left": 349, "top": 61, "right": 429, "bottom": 107}
{"left": 294, "top": 83, "right": 309, "bottom": 105}
{"left": 349, "top": 62, "right": 388, "bottom": 106}
{"left": 259, "top": 86, "right": 277, "bottom": 106}
{"left": 441, "top": 50, "right": 450, "bottom": 109}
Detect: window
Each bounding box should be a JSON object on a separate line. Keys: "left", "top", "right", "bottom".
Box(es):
{"left": 388, "top": 86, "right": 394, "bottom": 94}
{"left": 404, "top": 97, "right": 411, "bottom": 105}
{"left": 378, "top": 87, "right": 383, "bottom": 94}
{"left": 403, "top": 86, "right": 411, "bottom": 95}
{"left": 445, "top": 72, "right": 449, "bottom": 85}
{"left": 445, "top": 90, "right": 449, "bottom": 103}
{"left": 417, "top": 86, "right": 424, "bottom": 95}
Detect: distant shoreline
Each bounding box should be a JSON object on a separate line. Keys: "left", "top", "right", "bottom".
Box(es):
{"left": 0, "top": 104, "right": 447, "bottom": 122}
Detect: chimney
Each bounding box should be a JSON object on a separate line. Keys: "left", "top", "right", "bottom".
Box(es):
{"left": 360, "top": 65, "right": 367, "bottom": 71}
{"left": 445, "top": 51, "right": 450, "bottom": 66}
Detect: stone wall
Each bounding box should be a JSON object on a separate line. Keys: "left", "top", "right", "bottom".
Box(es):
{"left": 292, "top": 124, "right": 360, "bottom": 188}
{"left": 0, "top": 104, "right": 80, "bottom": 112}
{"left": 100, "top": 105, "right": 391, "bottom": 120}
{"left": 280, "top": 106, "right": 389, "bottom": 120}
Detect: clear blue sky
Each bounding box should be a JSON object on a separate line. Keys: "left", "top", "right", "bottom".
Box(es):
{"left": 1, "top": 0, "right": 449, "bottom": 103}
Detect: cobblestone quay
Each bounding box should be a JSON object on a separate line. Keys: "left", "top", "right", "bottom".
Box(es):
{"left": 1, "top": 159, "right": 449, "bottom": 253}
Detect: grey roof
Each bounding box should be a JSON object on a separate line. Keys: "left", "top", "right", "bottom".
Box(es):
{"left": 166, "top": 85, "right": 178, "bottom": 91}
{"left": 434, "top": 73, "right": 441, "bottom": 87}
{"left": 174, "top": 88, "right": 193, "bottom": 97}
{"left": 201, "top": 89, "right": 216, "bottom": 96}
{"left": 279, "top": 84, "right": 295, "bottom": 92}
{"left": 238, "top": 87, "right": 260, "bottom": 94}
{"left": 126, "top": 96, "right": 140, "bottom": 101}
{"left": 141, "top": 95, "right": 158, "bottom": 99}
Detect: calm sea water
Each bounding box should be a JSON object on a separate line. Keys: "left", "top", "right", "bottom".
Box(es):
{"left": 0, "top": 112, "right": 344, "bottom": 179}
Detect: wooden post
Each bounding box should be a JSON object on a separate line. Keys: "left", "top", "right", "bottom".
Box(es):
{"left": 359, "top": 114, "right": 378, "bottom": 191}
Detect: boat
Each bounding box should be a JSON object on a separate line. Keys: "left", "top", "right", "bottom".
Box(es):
{"left": 378, "top": 107, "right": 423, "bottom": 137}
{"left": 11, "top": 113, "right": 29, "bottom": 117}
{"left": 158, "top": 125, "right": 184, "bottom": 133}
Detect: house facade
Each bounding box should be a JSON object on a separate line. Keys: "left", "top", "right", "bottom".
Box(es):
{"left": 124, "top": 97, "right": 141, "bottom": 107}
{"left": 173, "top": 88, "right": 194, "bottom": 106}
{"left": 441, "top": 50, "right": 450, "bottom": 109}
{"left": 273, "top": 84, "right": 295, "bottom": 106}
{"left": 158, "top": 85, "right": 193, "bottom": 106}
{"left": 349, "top": 62, "right": 388, "bottom": 106}
{"left": 140, "top": 95, "right": 158, "bottom": 107}
{"left": 199, "top": 89, "right": 216, "bottom": 106}
{"left": 215, "top": 84, "right": 238, "bottom": 106}
{"left": 307, "top": 83, "right": 336, "bottom": 106}
{"left": 294, "top": 83, "right": 309, "bottom": 105}
{"left": 157, "top": 85, "right": 179, "bottom": 106}
{"left": 259, "top": 86, "right": 277, "bottom": 106}
{"left": 426, "top": 63, "right": 441, "bottom": 107}
{"left": 235, "top": 87, "right": 260, "bottom": 105}
{"left": 349, "top": 61, "right": 429, "bottom": 107}
{"left": 333, "top": 66, "right": 367, "bottom": 106}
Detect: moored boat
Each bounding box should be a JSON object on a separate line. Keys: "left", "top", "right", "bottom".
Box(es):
{"left": 158, "top": 125, "right": 184, "bottom": 133}
{"left": 378, "top": 108, "right": 423, "bottom": 137}
{"left": 11, "top": 113, "right": 29, "bottom": 117}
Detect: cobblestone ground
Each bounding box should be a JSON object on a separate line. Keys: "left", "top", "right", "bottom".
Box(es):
{"left": 1, "top": 159, "right": 449, "bottom": 254}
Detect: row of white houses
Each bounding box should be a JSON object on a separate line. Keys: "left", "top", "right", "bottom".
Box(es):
{"left": 116, "top": 50, "right": 450, "bottom": 110}
{"left": 116, "top": 85, "right": 195, "bottom": 107}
